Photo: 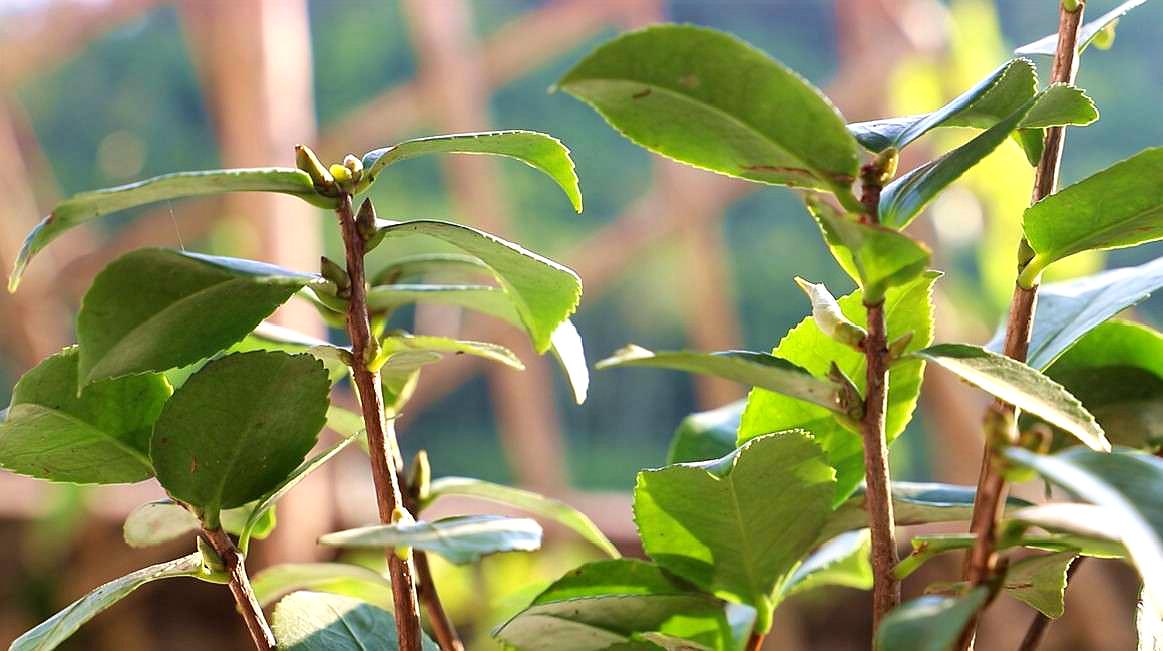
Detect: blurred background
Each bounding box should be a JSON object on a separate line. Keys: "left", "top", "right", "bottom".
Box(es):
{"left": 0, "top": 0, "right": 1160, "bottom": 648}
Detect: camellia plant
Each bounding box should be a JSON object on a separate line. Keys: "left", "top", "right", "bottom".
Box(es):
{"left": 490, "top": 1, "right": 1163, "bottom": 650}
{"left": 0, "top": 131, "right": 623, "bottom": 650}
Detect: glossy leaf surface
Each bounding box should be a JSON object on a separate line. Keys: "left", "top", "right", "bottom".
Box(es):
{"left": 557, "top": 24, "right": 860, "bottom": 197}
{"left": 0, "top": 347, "right": 168, "bottom": 484}
{"left": 319, "top": 515, "right": 542, "bottom": 565}
{"left": 150, "top": 351, "right": 330, "bottom": 523}
{"left": 77, "top": 249, "right": 314, "bottom": 384}
{"left": 361, "top": 131, "right": 581, "bottom": 212}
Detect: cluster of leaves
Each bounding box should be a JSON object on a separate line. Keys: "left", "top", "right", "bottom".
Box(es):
{"left": 490, "top": 6, "right": 1163, "bottom": 650}
{"left": 0, "top": 131, "right": 623, "bottom": 650}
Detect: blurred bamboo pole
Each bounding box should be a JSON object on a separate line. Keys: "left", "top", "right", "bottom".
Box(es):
{"left": 179, "top": 0, "right": 333, "bottom": 564}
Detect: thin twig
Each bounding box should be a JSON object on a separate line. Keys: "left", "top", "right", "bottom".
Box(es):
{"left": 958, "top": 2, "right": 1087, "bottom": 649}
{"left": 336, "top": 193, "right": 424, "bottom": 651}
{"left": 859, "top": 155, "right": 901, "bottom": 628}
{"left": 1017, "top": 558, "right": 1083, "bottom": 651}
{"left": 403, "top": 467, "right": 464, "bottom": 651}
{"left": 200, "top": 527, "right": 276, "bottom": 651}
{"left": 745, "top": 630, "right": 766, "bottom": 651}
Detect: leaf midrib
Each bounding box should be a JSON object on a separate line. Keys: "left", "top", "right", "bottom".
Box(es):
{"left": 4, "top": 403, "right": 152, "bottom": 470}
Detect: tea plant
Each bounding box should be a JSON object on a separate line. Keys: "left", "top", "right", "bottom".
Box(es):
{"left": 494, "top": 1, "right": 1163, "bottom": 649}
{"left": 0, "top": 131, "right": 620, "bottom": 650}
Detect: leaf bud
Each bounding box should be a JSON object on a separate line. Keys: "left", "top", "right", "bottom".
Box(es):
{"left": 294, "top": 144, "right": 336, "bottom": 195}
{"left": 795, "top": 277, "right": 866, "bottom": 350}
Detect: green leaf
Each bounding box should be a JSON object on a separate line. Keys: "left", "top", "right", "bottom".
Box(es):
{"left": 1042, "top": 321, "right": 1163, "bottom": 450}
{"left": 634, "top": 431, "right": 835, "bottom": 613}
{"left": 273, "top": 591, "right": 438, "bottom": 651}
{"left": 493, "top": 559, "right": 733, "bottom": 651}
{"left": 780, "top": 529, "right": 872, "bottom": 601}
{"left": 894, "top": 532, "right": 1119, "bottom": 580}
{"left": 376, "top": 220, "right": 580, "bottom": 354}
{"left": 0, "top": 347, "right": 168, "bottom": 484}
{"left": 987, "top": 257, "right": 1163, "bottom": 370}
{"left": 1021, "top": 85, "right": 1099, "bottom": 129}
{"left": 597, "top": 346, "right": 845, "bottom": 414}
{"left": 818, "top": 481, "right": 1031, "bottom": 545}
{"left": 424, "top": 476, "right": 618, "bottom": 558}
{"left": 667, "top": 400, "right": 743, "bottom": 464}
{"left": 238, "top": 428, "right": 360, "bottom": 550}
{"left": 805, "top": 195, "right": 931, "bottom": 303}
{"left": 1022, "top": 148, "right": 1163, "bottom": 279}
{"left": 740, "top": 272, "right": 938, "bottom": 504}
{"left": 76, "top": 248, "right": 316, "bottom": 384}
{"left": 9, "top": 553, "right": 203, "bottom": 651}
{"left": 240, "top": 322, "right": 350, "bottom": 384}
{"left": 122, "top": 499, "right": 273, "bottom": 549}
{"left": 367, "top": 282, "right": 589, "bottom": 403}
{"left": 150, "top": 351, "right": 330, "bottom": 525}
{"left": 381, "top": 333, "right": 524, "bottom": 370}
{"left": 874, "top": 587, "right": 989, "bottom": 651}
{"left": 361, "top": 131, "right": 581, "bottom": 212}
{"left": 1005, "top": 447, "right": 1163, "bottom": 615}
{"left": 319, "top": 515, "right": 542, "bottom": 565}
{"left": 1015, "top": 0, "right": 1148, "bottom": 56}
{"left": 634, "top": 632, "right": 713, "bottom": 651}
{"left": 557, "top": 24, "right": 860, "bottom": 199}
{"left": 914, "top": 344, "right": 1108, "bottom": 451}
{"left": 252, "top": 563, "right": 392, "bottom": 610}
{"left": 8, "top": 168, "right": 333, "bottom": 291}
{"left": 1003, "top": 552, "right": 1075, "bottom": 619}
{"left": 848, "top": 59, "right": 1036, "bottom": 152}
{"left": 371, "top": 253, "right": 491, "bottom": 285}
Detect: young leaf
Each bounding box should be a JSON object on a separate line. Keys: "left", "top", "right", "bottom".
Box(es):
{"left": 818, "top": 481, "right": 1031, "bottom": 545}
{"left": 150, "top": 351, "right": 330, "bottom": 525}
{"left": 874, "top": 587, "right": 990, "bottom": 651}
{"left": 9, "top": 553, "right": 203, "bottom": 651}
{"left": 1003, "top": 552, "right": 1076, "bottom": 619}
{"left": 1005, "top": 447, "right": 1163, "bottom": 616}
{"left": 424, "top": 476, "right": 618, "bottom": 558}
{"left": 1043, "top": 321, "right": 1163, "bottom": 450}
{"left": 556, "top": 24, "right": 861, "bottom": 199}
{"left": 0, "top": 347, "right": 168, "bottom": 484}
{"left": 805, "top": 195, "right": 931, "bottom": 303}
{"left": 987, "top": 257, "right": 1163, "bottom": 370}
{"left": 319, "top": 515, "right": 542, "bottom": 565}
{"left": 361, "top": 131, "right": 581, "bottom": 212}
{"left": 375, "top": 220, "right": 580, "bottom": 354}
{"left": 380, "top": 333, "right": 524, "bottom": 370}
{"left": 1015, "top": 0, "right": 1148, "bottom": 56}
{"left": 367, "top": 283, "right": 589, "bottom": 403}
{"left": 238, "top": 428, "right": 360, "bottom": 550}
{"left": 597, "top": 346, "right": 845, "bottom": 414}
{"left": 634, "top": 431, "right": 835, "bottom": 614}
{"left": 848, "top": 59, "right": 1036, "bottom": 152}
{"left": 780, "top": 529, "right": 873, "bottom": 601}
{"left": 740, "top": 272, "right": 938, "bottom": 504}
{"left": 252, "top": 563, "right": 392, "bottom": 610}
{"left": 667, "top": 400, "right": 744, "bottom": 464}
{"left": 914, "top": 344, "right": 1108, "bottom": 451}
{"left": 272, "top": 591, "right": 438, "bottom": 651}
{"left": 493, "top": 559, "right": 733, "bottom": 651}
{"left": 1022, "top": 148, "right": 1163, "bottom": 280}
{"left": 77, "top": 248, "right": 317, "bottom": 384}
{"left": 8, "top": 168, "right": 333, "bottom": 291}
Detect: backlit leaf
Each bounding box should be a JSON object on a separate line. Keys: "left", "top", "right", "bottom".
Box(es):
{"left": 874, "top": 587, "right": 989, "bottom": 651}
{"left": 319, "top": 515, "right": 542, "bottom": 565}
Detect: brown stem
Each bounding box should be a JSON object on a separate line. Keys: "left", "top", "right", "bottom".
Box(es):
{"left": 200, "top": 527, "right": 276, "bottom": 651}
{"left": 859, "top": 157, "right": 900, "bottom": 628}
{"left": 403, "top": 469, "right": 464, "bottom": 651}
{"left": 745, "top": 630, "right": 766, "bottom": 651}
{"left": 336, "top": 193, "right": 424, "bottom": 651}
{"left": 1017, "top": 558, "right": 1083, "bottom": 651}
{"left": 958, "top": 3, "right": 1086, "bottom": 649}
